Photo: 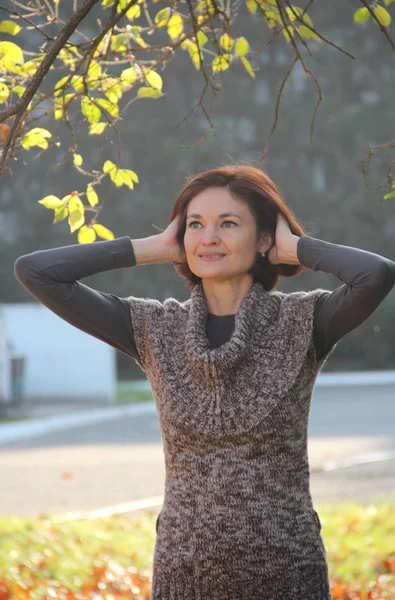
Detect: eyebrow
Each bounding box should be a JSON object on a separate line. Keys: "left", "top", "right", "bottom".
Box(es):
{"left": 186, "top": 212, "right": 243, "bottom": 221}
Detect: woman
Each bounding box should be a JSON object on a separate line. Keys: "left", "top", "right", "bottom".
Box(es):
{"left": 14, "top": 165, "right": 395, "bottom": 599}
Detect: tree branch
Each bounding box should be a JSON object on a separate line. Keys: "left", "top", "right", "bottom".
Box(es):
{"left": 0, "top": 0, "right": 100, "bottom": 175}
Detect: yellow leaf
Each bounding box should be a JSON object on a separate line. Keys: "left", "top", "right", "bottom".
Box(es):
{"left": 137, "top": 86, "right": 164, "bottom": 98}
{"left": 68, "top": 196, "right": 84, "bottom": 213}
{"left": 240, "top": 56, "right": 256, "bottom": 78}
{"left": 21, "top": 127, "right": 52, "bottom": 150}
{"left": 68, "top": 209, "right": 85, "bottom": 234}
{"left": 21, "top": 56, "right": 44, "bottom": 77}
{"left": 144, "top": 69, "right": 163, "bottom": 91}
{"left": 0, "top": 20, "right": 22, "bottom": 35}
{"left": 126, "top": 5, "right": 141, "bottom": 20}
{"left": 53, "top": 206, "right": 68, "bottom": 223}
{"left": 212, "top": 54, "right": 233, "bottom": 72}
{"left": 78, "top": 226, "right": 97, "bottom": 244}
{"left": 0, "top": 41, "right": 24, "bottom": 73}
{"left": 196, "top": 31, "right": 208, "bottom": 46}
{"left": 92, "top": 223, "right": 115, "bottom": 240}
{"left": 97, "top": 98, "right": 119, "bottom": 118}
{"left": 121, "top": 67, "right": 138, "bottom": 85}
{"left": 155, "top": 7, "right": 171, "bottom": 28}
{"left": 234, "top": 37, "right": 250, "bottom": 57}
{"left": 103, "top": 160, "right": 116, "bottom": 174}
{"left": 373, "top": 5, "right": 391, "bottom": 26}
{"left": 87, "top": 60, "right": 102, "bottom": 88}
{"left": 220, "top": 33, "right": 234, "bottom": 51}
{"left": 73, "top": 153, "right": 83, "bottom": 166}
{"left": 54, "top": 76, "right": 71, "bottom": 97}
{"left": 167, "top": 14, "right": 183, "bottom": 40}
{"left": 0, "top": 82, "right": 10, "bottom": 103}
{"left": 89, "top": 122, "right": 107, "bottom": 135}
{"left": 86, "top": 185, "right": 99, "bottom": 207}
{"left": 81, "top": 96, "right": 101, "bottom": 123}
{"left": 38, "top": 195, "right": 62, "bottom": 209}
{"left": 245, "top": 0, "right": 258, "bottom": 14}
{"left": 353, "top": 7, "right": 370, "bottom": 24}
{"left": 13, "top": 85, "right": 25, "bottom": 97}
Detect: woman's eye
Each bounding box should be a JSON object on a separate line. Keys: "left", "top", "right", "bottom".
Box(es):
{"left": 188, "top": 220, "right": 237, "bottom": 228}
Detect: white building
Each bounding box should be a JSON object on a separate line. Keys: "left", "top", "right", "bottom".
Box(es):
{"left": 0, "top": 302, "right": 116, "bottom": 407}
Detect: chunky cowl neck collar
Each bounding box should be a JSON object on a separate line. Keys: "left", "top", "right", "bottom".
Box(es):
{"left": 185, "top": 280, "right": 277, "bottom": 378}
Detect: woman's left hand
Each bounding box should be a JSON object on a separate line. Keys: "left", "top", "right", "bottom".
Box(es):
{"left": 267, "top": 214, "right": 301, "bottom": 266}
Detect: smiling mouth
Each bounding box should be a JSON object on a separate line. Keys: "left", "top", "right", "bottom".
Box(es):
{"left": 199, "top": 255, "right": 226, "bottom": 261}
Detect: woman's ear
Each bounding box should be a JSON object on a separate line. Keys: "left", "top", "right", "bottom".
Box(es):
{"left": 258, "top": 231, "right": 273, "bottom": 255}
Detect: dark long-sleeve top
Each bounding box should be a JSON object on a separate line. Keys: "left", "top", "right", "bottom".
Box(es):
{"left": 13, "top": 235, "right": 395, "bottom": 363}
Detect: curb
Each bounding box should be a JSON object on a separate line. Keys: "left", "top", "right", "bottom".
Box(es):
{"left": 0, "top": 402, "right": 156, "bottom": 445}
{"left": 1, "top": 371, "right": 394, "bottom": 445}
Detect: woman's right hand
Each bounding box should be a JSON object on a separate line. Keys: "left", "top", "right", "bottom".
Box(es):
{"left": 159, "top": 215, "right": 187, "bottom": 264}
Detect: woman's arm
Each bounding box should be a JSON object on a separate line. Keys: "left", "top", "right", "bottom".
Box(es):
{"left": 14, "top": 236, "right": 161, "bottom": 361}
{"left": 297, "top": 236, "right": 395, "bottom": 362}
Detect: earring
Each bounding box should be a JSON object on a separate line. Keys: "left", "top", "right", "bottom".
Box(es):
{"left": 260, "top": 252, "right": 266, "bottom": 257}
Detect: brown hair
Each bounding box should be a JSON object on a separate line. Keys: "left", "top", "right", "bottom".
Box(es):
{"left": 168, "top": 165, "right": 307, "bottom": 291}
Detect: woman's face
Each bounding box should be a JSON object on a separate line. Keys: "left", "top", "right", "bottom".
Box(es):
{"left": 184, "top": 187, "right": 266, "bottom": 282}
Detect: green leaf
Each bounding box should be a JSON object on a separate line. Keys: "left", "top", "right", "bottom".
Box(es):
{"left": 383, "top": 191, "right": 395, "bottom": 200}
{"left": 89, "top": 122, "right": 107, "bottom": 135}
{"left": 86, "top": 185, "right": 99, "bottom": 207}
{"left": 234, "top": 37, "right": 249, "bottom": 57}
{"left": 73, "top": 154, "right": 83, "bottom": 166}
{"left": 81, "top": 97, "right": 101, "bottom": 123}
{"left": 21, "top": 127, "right": 52, "bottom": 150}
{"left": 0, "top": 20, "right": 22, "bottom": 35}
{"left": 78, "top": 226, "right": 97, "bottom": 244}
{"left": 353, "top": 8, "right": 370, "bottom": 24}
{"left": 0, "top": 82, "right": 10, "bottom": 103}
{"left": 137, "top": 86, "right": 164, "bottom": 98}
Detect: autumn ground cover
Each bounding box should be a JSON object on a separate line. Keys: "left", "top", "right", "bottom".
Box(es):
{"left": 0, "top": 502, "right": 394, "bottom": 599}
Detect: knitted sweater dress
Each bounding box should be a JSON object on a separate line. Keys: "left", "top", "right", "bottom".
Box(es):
{"left": 127, "top": 279, "right": 336, "bottom": 599}
{"left": 14, "top": 235, "right": 395, "bottom": 600}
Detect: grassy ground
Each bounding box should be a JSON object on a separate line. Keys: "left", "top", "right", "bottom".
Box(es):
{"left": 0, "top": 502, "right": 394, "bottom": 599}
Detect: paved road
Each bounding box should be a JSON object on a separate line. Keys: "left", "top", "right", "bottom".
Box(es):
{"left": 1, "top": 384, "right": 394, "bottom": 517}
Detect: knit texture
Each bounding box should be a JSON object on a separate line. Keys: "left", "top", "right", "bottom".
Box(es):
{"left": 126, "top": 280, "right": 338, "bottom": 599}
